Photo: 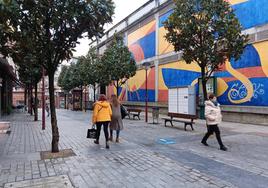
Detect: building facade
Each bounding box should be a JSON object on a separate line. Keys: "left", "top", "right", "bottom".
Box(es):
{"left": 95, "top": 0, "right": 268, "bottom": 124}
{"left": 0, "top": 57, "right": 18, "bottom": 116}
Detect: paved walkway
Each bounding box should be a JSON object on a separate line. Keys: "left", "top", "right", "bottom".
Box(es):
{"left": 0, "top": 109, "right": 268, "bottom": 187}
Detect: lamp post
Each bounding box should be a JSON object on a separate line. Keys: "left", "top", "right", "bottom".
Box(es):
{"left": 142, "top": 62, "right": 150, "bottom": 123}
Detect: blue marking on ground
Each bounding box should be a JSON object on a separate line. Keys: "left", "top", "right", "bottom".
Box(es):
{"left": 157, "top": 138, "right": 176, "bottom": 145}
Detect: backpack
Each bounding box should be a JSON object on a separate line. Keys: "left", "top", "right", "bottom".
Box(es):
{"left": 120, "top": 105, "right": 128, "bottom": 119}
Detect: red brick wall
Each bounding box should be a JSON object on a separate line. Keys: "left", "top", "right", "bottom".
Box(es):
{"left": 13, "top": 91, "right": 25, "bottom": 106}
{"left": 13, "top": 90, "right": 42, "bottom": 107}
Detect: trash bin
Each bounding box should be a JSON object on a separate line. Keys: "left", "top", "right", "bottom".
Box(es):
{"left": 152, "top": 107, "right": 160, "bottom": 124}
{"left": 199, "top": 104, "right": 205, "bottom": 119}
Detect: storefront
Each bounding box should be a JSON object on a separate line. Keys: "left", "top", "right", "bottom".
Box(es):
{"left": 0, "top": 58, "right": 18, "bottom": 116}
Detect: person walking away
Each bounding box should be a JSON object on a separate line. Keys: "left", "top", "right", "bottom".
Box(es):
{"left": 45, "top": 103, "right": 50, "bottom": 117}
{"left": 201, "top": 93, "right": 227, "bottom": 151}
{"left": 92, "top": 94, "right": 112, "bottom": 149}
{"left": 109, "top": 94, "right": 123, "bottom": 143}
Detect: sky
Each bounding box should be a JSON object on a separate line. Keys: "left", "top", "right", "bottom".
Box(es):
{"left": 73, "top": 0, "right": 149, "bottom": 57}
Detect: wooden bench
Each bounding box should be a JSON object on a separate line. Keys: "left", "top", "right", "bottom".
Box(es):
{"left": 127, "top": 108, "right": 142, "bottom": 120}
{"left": 162, "top": 113, "right": 197, "bottom": 131}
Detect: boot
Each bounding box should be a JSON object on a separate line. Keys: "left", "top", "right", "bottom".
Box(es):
{"left": 94, "top": 140, "right": 99, "bottom": 144}
{"left": 116, "top": 138, "right": 119, "bottom": 143}
{"left": 220, "top": 145, "right": 227, "bottom": 151}
{"left": 201, "top": 140, "right": 209, "bottom": 146}
{"left": 109, "top": 137, "right": 113, "bottom": 142}
{"left": 201, "top": 139, "right": 208, "bottom": 146}
{"left": 106, "top": 142, "right": 110, "bottom": 149}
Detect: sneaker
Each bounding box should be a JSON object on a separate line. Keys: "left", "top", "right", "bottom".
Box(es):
{"left": 220, "top": 146, "right": 228, "bottom": 151}
{"left": 201, "top": 141, "right": 209, "bottom": 146}
{"left": 94, "top": 140, "right": 99, "bottom": 144}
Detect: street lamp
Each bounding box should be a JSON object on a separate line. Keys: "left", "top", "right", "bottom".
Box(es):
{"left": 142, "top": 61, "right": 151, "bottom": 123}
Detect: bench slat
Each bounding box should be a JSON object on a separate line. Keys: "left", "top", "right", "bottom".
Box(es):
{"left": 168, "top": 112, "right": 197, "bottom": 119}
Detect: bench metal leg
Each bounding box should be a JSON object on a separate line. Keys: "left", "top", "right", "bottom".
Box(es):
{"left": 184, "top": 123, "right": 194, "bottom": 131}
{"left": 190, "top": 124, "right": 194, "bottom": 131}
{"left": 165, "top": 120, "right": 173, "bottom": 127}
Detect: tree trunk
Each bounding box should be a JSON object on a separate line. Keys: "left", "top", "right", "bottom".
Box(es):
{"left": 64, "top": 94, "right": 67, "bottom": 109}
{"left": 93, "top": 86, "right": 96, "bottom": 102}
{"left": 116, "top": 80, "right": 119, "bottom": 97}
{"left": 72, "top": 91, "right": 74, "bottom": 111}
{"left": 34, "top": 83, "right": 38, "bottom": 121}
{"left": 48, "top": 71, "right": 59, "bottom": 153}
{"left": 27, "top": 85, "right": 30, "bottom": 113}
{"left": 67, "top": 94, "right": 69, "bottom": 110}
{"left": 80, "top": 85, "right": 83, "bottom": 111}
{"left": 24, "top": 86, "right": 27, "bottom": 112}
{"left": 84, "top": 85, "right": 87, "bottom": 112}
{"left": 28, "top": 85, "right": 33, "bottom": 115}
{"left": 201, "top": 67, "right": 208, "bottom": 102}
{"left": 30, "top": 86, "right": 33, "bottom": 115}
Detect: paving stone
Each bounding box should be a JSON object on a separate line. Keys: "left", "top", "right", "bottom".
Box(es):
{"left": 4, "top": 175, "right": 73, "bottom": 188}
{"left": 1, "top": 111, "right": 268, "bottom": 188}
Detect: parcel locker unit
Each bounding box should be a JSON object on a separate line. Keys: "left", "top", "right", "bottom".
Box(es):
{"left": 168, "top": 86, "right": 196, "bottom": 115}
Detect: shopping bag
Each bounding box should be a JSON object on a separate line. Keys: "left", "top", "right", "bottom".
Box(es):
{"left": 87, "top": 125, "right": 97, "bottom": 139}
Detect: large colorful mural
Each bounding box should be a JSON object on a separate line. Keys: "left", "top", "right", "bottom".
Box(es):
{"left": 126, "top": 68, "right": 155, "bottom": 102}
{"left": 158, "top": 61, "right": 201, "bottom": 102}
{"left": 156, "top": 41, "right": 268, "bottom": 106}
{"left": 215, "top": 42, "right": 268, "bottom": 106}
{"left": 157, "top": 0, "right": 268, "bottom": 56}
{"left": 158, "top": 10, "right": 174, "bottom": 55}
{"left": 107, "top": 0, "right": 268, "bottom": 107}
{"left": 128, "top": 20, "right": 156, "bottom": 63}
{"left": 230, "top": 0, "right": 268, "bottom": 29}
{"left": 153, "top": 0, "right": 268, "bottom": 106}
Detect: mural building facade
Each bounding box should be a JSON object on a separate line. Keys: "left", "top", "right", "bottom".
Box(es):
{"left": 98, "top": 0, "right": 268, "bottom": 110}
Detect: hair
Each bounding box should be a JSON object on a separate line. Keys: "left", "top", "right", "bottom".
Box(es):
{"left": 98, "top": 94, "right": 107, "bottom": 101}
{"left": 110, "top": 94, "right": 120, "bottom": 107}
{"left": 208, "top": 93, "right": 216, "bottom": 100}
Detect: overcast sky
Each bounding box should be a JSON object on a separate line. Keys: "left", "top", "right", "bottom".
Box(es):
{"left": 73, "top": 0, "right": 149, "bottom": 57}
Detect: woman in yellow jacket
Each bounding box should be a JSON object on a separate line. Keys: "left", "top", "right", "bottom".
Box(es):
{"left": 92, "top": 94, "right": 112, "bottom": 149}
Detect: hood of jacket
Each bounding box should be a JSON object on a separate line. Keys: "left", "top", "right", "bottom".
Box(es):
{"left": 95, "top": 101, "right": 110, "bottom": 108}
{"left": 205, "top": 100, "right": 216, "bottom": 108}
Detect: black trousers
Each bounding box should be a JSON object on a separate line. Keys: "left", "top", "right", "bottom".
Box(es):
{"left": 96, "top": 121, "right": 110, "bottom": 142}
{"left": 202, "top": 124, "right": 224, "bottom": 147}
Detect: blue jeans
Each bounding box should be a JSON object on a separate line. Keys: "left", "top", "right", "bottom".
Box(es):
{"left": 110, "top": 130, "right": 120, "bottom": 138}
